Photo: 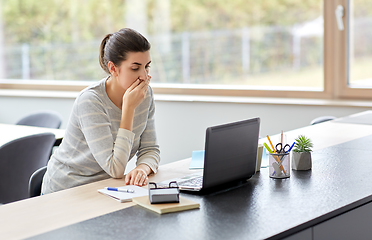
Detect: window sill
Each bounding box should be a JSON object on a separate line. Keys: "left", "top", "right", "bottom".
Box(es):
{"left": 1, "top": 88, "right": 372, "bottom": 108}
{"left": 0, "top": 89, "right": 79, "bottom": 98}
{"left": 154, "top": 94, "right": 372, "bottom": 108}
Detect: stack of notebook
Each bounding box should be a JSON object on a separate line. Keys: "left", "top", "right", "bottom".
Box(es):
{"left": 133, "top": 196, "right": 200, "bottom": 214}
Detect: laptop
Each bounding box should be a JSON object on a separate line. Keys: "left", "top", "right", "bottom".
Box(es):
{"left": 165, "top": 117, "right": 260, "bottom": 192}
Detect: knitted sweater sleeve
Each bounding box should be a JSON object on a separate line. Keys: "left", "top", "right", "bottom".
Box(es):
{"left": 76, "top": 91, "right": 134, "bottom": 178}
{"left": 136, "top": 87, "right": 160, "bottom": 173}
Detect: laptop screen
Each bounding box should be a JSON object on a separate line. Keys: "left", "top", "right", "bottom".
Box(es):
{"left": 202, "top": 118, "right": 260, "bottom": 189}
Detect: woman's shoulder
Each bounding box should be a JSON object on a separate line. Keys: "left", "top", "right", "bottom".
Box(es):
{"left": 76, "top": 78, "right": 107, "bottom": 102}
{"left": 141, "top": 85, "right": 154, "bottom": 106}
{"left": 148, "top": 85, "right": 154, "bottom": 94}
{"left": 146, "top": 85, "right": 155, "bottom": 100}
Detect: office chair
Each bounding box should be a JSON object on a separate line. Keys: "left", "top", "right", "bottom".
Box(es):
{"left": 0, "top": 133, "right": 55, "bottom": 204}
{"left": 310, "top": 116, "right": 336, "bottom": 125}
{"left": 16, "top": 110, "right": 63, "bottom": 129}
{"left": 29, "top": 166, "right": 47, "bottom": 198}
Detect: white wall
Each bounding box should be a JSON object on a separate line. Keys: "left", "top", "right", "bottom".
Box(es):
{"left": 155, "top": 100, "right": 368, "bottom": 164}
{"left": 0, "top": 95, "right": 369, "bottom": 166}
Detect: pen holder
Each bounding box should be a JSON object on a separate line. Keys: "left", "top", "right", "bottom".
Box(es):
{"left": 269, "top": 152, "right": 290, "bottom": 179}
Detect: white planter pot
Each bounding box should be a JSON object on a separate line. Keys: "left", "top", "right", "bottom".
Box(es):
{"left": 291, "top": 152, "right": 312, "bottom": 170}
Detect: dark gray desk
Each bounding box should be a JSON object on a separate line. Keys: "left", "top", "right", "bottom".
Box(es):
{"left": 29, "top": 135, "right": 372, "bottom": 240}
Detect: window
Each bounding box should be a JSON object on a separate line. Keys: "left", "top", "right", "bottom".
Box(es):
{"left": 326, "top": 0, "right": 372, "bottom": 99}
{"left": 349, "top": 0, "right": 372, "bottom": 88}
{"left": 0, "top": 0, "right": 370, "bottom": 100}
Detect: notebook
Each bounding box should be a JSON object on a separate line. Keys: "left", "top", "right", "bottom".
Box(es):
{"left": 189, "top": 150, "right": 205, "bottom": 169}
{"left": 133, "top": 196, "right": 200, "bottom": 214}
{"left": 161, "top": 117, "right": 260, "bottom": 192}
{"left": 98, "top": 185, "right": 148, "bottom": 203}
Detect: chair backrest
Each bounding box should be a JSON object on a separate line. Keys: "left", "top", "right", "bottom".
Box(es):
{"left": 16, "top": 111, "right": 62, "bottom": 129}
{"left": 29, "top": 166, "right": 47, "bottom": 198}
{"left": 310, "top": 116, "right": 336, "bottom": 125}
{"left": 0, "top": 133, "right": 56, "bottom": 204}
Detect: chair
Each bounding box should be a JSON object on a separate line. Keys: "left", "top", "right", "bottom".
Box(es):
{"left": 29, "top": 166, "right": 47, "bottom": 198}
{"left": 0, "top": 133, "right": 55, "bottom": 204}
{"left": 16, "top": 110, "right": 63, "bottom": 129}
{"left": 310, "top": 116, "right": 336, "bottom": 125}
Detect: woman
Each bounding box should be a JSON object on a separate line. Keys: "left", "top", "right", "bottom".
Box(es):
{"left": 41, "top": 28, "right": 160, "bottom": 194}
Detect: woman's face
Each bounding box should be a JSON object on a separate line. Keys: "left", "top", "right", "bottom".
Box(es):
{"left": 111, "top": 51, "right": 151, "bottom": 90}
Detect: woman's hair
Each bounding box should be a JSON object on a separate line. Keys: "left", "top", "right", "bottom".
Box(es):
{"left": 99, "top": 28, "right": 151, "bottom": 75}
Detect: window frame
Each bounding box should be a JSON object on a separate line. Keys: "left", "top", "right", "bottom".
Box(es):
{"left": 0, "top": 0, "right": 368, "bottom": 101}
{"left": 332, "top": 0, "right": 372, "bottom": 99}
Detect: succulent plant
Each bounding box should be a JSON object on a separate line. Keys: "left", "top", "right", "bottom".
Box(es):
{"left": 293, "top": 135, "right": 313, "bottom": 153}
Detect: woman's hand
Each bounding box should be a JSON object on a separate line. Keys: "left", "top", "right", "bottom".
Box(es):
{"left": 119, "top": 75, "right": 151, "bottom": 131}
{"left": 125, "top": 164, "right": 152, "bottom": 186}
{"left": 122, "top": 75, "right": 151, "bottom": 112}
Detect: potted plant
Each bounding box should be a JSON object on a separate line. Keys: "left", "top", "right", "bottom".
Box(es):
{"left": 291, "top": 135, "right": 313, "bottom": 170}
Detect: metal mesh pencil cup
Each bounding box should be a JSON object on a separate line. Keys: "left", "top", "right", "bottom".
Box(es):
{"left": 269, "top": 152, "right": 290, "bottom": 178}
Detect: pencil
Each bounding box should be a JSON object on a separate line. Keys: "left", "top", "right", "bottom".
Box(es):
{"left": 281, "top": 131, "right": 283, "bottom": 145}
{"left": 266, "top": 135, "right": 277, "bottom": 154}
{"left": 263, "top": 143, "right": 273, "bottom": 154}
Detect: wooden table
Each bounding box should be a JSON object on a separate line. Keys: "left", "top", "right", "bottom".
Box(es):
{"left": 0, "top": 123, "right": 65, "bottom": 147}
{"left": 1, "top": 119, "right": 372, "bottom": 239}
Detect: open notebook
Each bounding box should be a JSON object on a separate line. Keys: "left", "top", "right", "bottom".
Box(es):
{"left": 98, "top": 185, "right": 148, "bottom": 203}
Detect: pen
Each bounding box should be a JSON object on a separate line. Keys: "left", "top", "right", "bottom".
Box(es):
{"left": 105, "top": 187, "right": 135, "bottom": 193}
{"left": 286, "top": 142, "right": 296, "bottom": 153}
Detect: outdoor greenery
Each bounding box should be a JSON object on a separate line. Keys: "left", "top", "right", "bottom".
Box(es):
{"left": 2, "top": 0, "right": 322, "bottom": 44}
{"left": 0, "top": 0, "right": 371, "bottom": 85}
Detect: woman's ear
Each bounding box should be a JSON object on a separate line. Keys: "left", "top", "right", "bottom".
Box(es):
{"left": 108, "top": 61, "right": 118, "bottom": 77}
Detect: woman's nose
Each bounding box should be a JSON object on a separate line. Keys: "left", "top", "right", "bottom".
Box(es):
{"left": 139, "top": 68, "right": 149, "bottom": 80}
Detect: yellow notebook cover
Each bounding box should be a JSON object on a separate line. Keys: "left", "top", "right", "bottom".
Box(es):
{"left": 132, "top": 196, "right": 200, "bottom": 214}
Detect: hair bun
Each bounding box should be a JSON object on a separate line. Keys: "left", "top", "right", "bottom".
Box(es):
{"left": 98, "top": 28, "right": 151, "bottom": 75}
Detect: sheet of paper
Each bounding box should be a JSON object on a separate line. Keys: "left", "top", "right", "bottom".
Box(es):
{"left": 98, "top": 185, "right": 148, "bottom": 203}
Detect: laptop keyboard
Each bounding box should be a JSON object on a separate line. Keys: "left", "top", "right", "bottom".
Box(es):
{"left": 178, "top": 176, "right": 203, "bottom": 187}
